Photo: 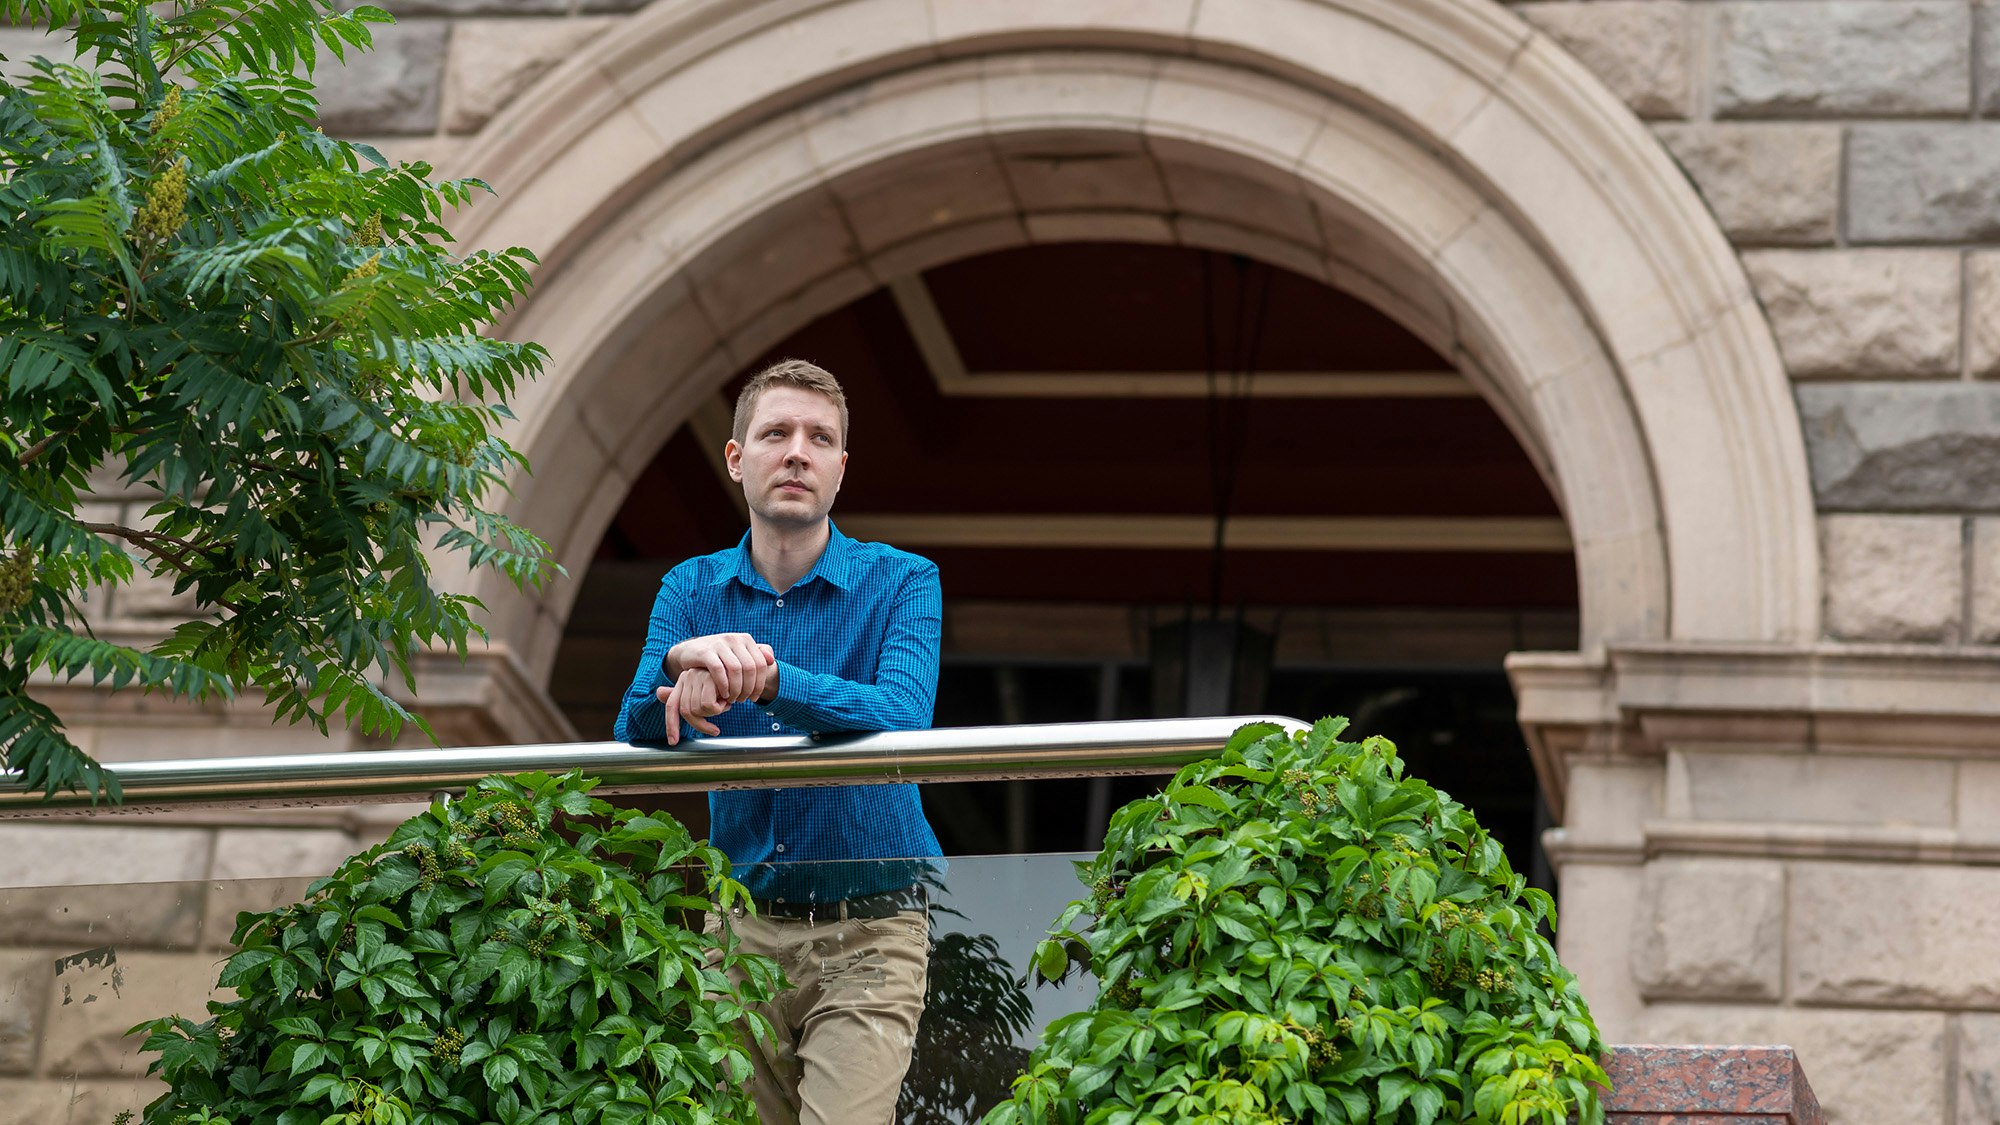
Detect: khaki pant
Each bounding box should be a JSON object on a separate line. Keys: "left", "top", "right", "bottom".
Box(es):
{"left": 706, "top": 906, "right": 930, "bottom": 1125}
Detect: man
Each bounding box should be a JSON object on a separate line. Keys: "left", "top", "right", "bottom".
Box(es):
{"left": 613, "top": 358, "right": 943, "bottom": 1125}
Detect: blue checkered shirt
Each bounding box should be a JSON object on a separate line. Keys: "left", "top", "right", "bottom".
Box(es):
{"left": 613, "top": 523, "right": 943, "bottom": 902}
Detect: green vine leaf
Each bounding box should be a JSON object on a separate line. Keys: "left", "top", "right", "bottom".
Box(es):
{"left": 129, "top": 771, "right": 782, "bottom": 1125}
{"left": 987, "top": 720, "right": 1611, "bottom": 1125}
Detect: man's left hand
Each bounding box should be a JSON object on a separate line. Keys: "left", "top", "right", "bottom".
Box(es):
{"left": 656, "top": 667, "right": 729, "bottom": 745}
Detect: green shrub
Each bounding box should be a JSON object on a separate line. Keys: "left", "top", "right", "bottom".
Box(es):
{"left": 987, "top": 719, "right": 1607, "bottom": 1125}
{"left": 130, "top": 771, "right": 781, "bottom": 1125}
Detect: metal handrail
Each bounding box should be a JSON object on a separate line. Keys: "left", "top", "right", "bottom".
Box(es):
{"left": 0, "top": 716, "right": 1308, "bottom": 817}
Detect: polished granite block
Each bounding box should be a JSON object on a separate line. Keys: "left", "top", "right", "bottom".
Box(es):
{"left": 1604, "top": 1045, "right": 1825, "bottom": 1125}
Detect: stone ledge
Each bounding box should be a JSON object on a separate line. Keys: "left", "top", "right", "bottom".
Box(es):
{"left": 1511, "top": 645, "right": 2000, "bottom": 816}
{"left": 1638, "top": 821, "right": 2000, "bottom": 866}
{"left": 1517, "top": 643, "right": 2000, "bottom": 731}
{"left": 1604, "top": 1045, "right": 1824, "bottom": 1124}
{"left": 1546, "top": 821, "right": 2000, "bottom": 868}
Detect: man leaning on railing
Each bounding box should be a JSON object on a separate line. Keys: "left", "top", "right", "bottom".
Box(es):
{"left": 613, "top": 358, "right": 944, "bottom": 1125}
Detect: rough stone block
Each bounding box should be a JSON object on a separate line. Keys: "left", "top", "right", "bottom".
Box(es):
{"left": 0, "top": 26, "right": 75, "bottom": 79}
{"left": 1970, "top": 253, "right": 2000, "bottom": 380}
{"left": 314, "top": 20, "right": 448, "bottom": 136}
{"left": 112, "top": 561, "right": 196, "bottom": 619}
{"left": 1517, "top": 2, "right": 1692, "bottom": 119}
{"left": 1715, "top": 2, "right": 1969, "bottom": 118}
{"left": 1792, "top": 862, "right": 2000, "bottom": 1007}
{"left": 1849, "top": 125, "right": 2000, "bottom": 243}
{"left": 1640, "top": 1005, "right": 1945, "bottom": 1125}
{"left": 441, "top": 17, "right": 614, "bottom": 134}
{"left": 1653, "top": 123, "right": 1839, "bottom": 246}
{"left": 0, "top": 952, "right": 49, "bottom": 1074}
{"left": 1975, "top": 518, "right": 2000, "bottom": 645}
{"left": 40, "top": 950, "right": 221, "bottom": 1079}
{"left": 1743, "top": 250, "right": 1959, "bottom": 378}
{"left": 1632, "top": 859, "right": 1784, "bottom": 1001}
{"left": 0, "top": 883, "right": 207, "bottom": 951}
{"left": 0, "top": 1077, "right": 163, "bottom": 1124}
{"left": 206, "top": 833, "right": 349, "bottom": 951}
{"left": 1796, "top": 384, "right": 2000, "bottom": 512}
{"left": 1819, "top": 514, "right": 1963, "bottom": 642}
{"left": 1962, "top": 1014, "right": 2000, "bottom": 1125}
{"left": 0, "top": 825, "right": 211, "bottom": 890}
{"left": 1982, "top": 2, "right": 2000, "bottom": 118}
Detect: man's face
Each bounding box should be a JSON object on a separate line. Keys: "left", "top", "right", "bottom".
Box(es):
{"left": 726, "top": 385, "right": 848, "bottom": 530}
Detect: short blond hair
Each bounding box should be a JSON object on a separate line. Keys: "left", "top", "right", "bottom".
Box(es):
{"left": 731, "top": 359, "right": 850, "bottom": 449}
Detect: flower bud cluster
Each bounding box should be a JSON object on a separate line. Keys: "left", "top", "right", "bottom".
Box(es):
{"left": 0, "top": 547, "right": 35, "bottom": 613}
{"left": 133, "top": 158, "right": 188, "bottom": 244}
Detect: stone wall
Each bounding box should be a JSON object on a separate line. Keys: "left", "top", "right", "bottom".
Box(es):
{"left": 309, "top": 1, "right": 627, "bottom": 174}
{"left": 1497, "top": 4, "right": 2000, "bottom": 1123}
{"left": 0, "top": 871, "right": 320, "bottom": 1122}
{"left": 1510, "top": 0, "right": 2000, "bottom": 648}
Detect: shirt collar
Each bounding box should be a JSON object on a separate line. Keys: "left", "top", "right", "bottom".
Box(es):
{"left": 713, "top": 521, "right": 857, "bottom": 592}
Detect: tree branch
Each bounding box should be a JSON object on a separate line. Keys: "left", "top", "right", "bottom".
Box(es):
{"left": 160, "top": 0, "right": 286, "bottom": 76}
{"left": 17, "top": 405, "right": 101, "bottom": 467}
{"left": 81, "top": 521, "right": 203, "bottom": 574}
{"left": 81, "top": 521, "right": 255, "bottom": 615}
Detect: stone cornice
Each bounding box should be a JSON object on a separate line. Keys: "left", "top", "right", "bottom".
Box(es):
{"left": 1546, "top": 820, "right": 2000, "bottom": 868}
{"left": 1510, "top": 642, "right": 2000, "bottom": 816}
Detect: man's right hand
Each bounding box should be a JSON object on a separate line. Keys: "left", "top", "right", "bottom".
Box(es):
{"left": 665, "top": 633, "right": 776, "bottom": 704}
{"left": 657, "top": 668, "right": 727, "bottom": 745}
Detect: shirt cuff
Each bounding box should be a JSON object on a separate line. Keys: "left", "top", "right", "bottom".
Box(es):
{"left": 767, "top": 659, "right": 813, "bottom": 728}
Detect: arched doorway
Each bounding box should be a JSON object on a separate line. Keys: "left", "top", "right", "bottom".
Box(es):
{"left": 550, "top": 239, "right": 1581, "bottom": 873}
{"left": 440, "top": 0, "right": 1823, "bottom": 1040}
{"left": 454, "top": 1, "right": 1816, "bottom": 680}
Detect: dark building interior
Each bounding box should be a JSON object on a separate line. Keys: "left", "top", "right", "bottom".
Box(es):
{"left": 552, "top": 242, "right": 1577, "bottom": 886}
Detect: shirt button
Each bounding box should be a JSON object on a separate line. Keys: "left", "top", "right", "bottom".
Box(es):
{"left": 771, "top": 722, "right": 781, "bottom": 731}
{"left": 775, "top": 598, "right": 784, "bottom": 607}
{"left": 775, "top": 844, "right": 786, "bottom": 854}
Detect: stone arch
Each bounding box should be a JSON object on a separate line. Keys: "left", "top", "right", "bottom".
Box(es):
{"left": 448, "top": 0, "right": 1819, "bottom": 686}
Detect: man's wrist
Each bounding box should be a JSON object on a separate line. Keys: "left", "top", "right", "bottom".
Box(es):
{"left": 757, "top": 663, "right": 780, "bottom": 705}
